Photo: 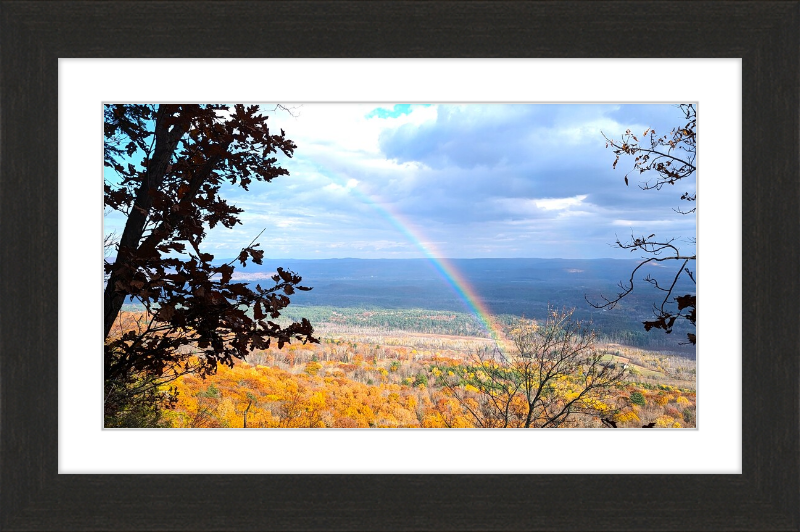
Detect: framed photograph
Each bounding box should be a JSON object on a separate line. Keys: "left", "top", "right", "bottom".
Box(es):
{"left": 101, "top": 101, "right": 699, "bottom": 434}
{"left": 2, "top": 1, "right": 797, "bottom": 530}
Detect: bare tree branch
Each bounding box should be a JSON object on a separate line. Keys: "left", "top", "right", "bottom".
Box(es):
{"left": 592, "top": 104, "right": 697, "bottom": 345}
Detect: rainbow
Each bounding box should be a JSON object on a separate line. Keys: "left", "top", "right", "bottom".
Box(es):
{"left": 333, "top": 177, "right": 509, "bottom": 351}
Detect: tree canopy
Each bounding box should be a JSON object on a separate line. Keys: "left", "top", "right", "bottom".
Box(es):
{"left": 103, "top": 104, "right": 317, "bottom": 425}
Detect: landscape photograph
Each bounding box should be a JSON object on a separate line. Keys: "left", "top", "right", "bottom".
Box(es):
{"left": 103, "top": 102, "right": 697, "bottom": 429}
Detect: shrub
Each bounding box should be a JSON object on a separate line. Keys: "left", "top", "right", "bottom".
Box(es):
{"left": 654, "top": 394, "right": 672, "bottom": 406}
{"left": 654, "top": 415, "right": 675, "bottom": 427}
{"left": 615, "top": 410, "right": 640, "bottom": 424}
{"left": 304, "top": 361, "right": 322, "bottom": 376}
{"left": 201, "top": 384, "right": 220, "bottom": 398}
{"left": 630, "top": 391, "right": 646, "bottom": 406}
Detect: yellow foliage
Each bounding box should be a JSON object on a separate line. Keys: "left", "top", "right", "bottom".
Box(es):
{"left": 563, "top": 391, "right": 579, "bottom": 402}
{"left": 304, "top": 361, "right": 322, "bottom": 376}
{"left": 582, "top": 398, "right": 609, "bottom": 412}
{"left": 655, "top": 394, "right": 672, "bottom": 406}
{"left": 448, "top": 415, "right": 474, "bottom": 428}
{"left": 307, "top": 391, "right": 326, "bottom": 410}
{"left": 421, "top": 413, "right": 447, "bottom": 428}
{"left": 655, "top": 415, "right": 675, "bottom": 427}
{"left": 615, "top": 410, "right": 640, "bottom": 424}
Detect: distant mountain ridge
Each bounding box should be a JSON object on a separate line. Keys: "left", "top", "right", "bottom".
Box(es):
{"left": 120, "top": 257, "right": 695, "bottom": 354}
{"left": 223, "top": 258, "right": 695, "bottom": 347}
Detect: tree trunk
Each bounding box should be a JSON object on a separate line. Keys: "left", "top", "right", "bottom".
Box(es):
{"left": 104, "top": 105, "right": 187, "bottom": 339}
{"left": 243, "top": 400, "right": 252, "bottom": 428}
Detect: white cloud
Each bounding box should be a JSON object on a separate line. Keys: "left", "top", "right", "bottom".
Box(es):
{"left": 612, "top": 219, "right": 681, "bottom": 226}
{"left": 323, "top": 182, "right": 345, "bottom": 193}
{"left": 533, "top": 194, "right": 588, "bottom": 211}
{"left": 266, "top": 103, "right": 438, "bottom": 157}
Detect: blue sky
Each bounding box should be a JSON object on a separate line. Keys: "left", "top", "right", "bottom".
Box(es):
{"left": 104, "top": 103, "right": 696, "bottom": 260}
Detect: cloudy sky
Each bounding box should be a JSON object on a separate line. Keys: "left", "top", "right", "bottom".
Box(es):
{"left": 105, "top": 103, "right": 697, "bottom": 260}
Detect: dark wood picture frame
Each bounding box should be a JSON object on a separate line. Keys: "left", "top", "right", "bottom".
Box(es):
{"left": 1, "top": 1, "right": 797, "bottom": 530}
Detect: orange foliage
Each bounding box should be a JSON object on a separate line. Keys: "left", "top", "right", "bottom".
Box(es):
{"left": 162, "top": 340, "right": 695, "bottom": 429}
{"left": 165, "top": 358, "right": 445, "bottom": 428}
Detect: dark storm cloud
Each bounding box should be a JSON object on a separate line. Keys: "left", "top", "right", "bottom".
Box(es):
{"left": 371, "top": 104, "right": 693, "bottom": 229}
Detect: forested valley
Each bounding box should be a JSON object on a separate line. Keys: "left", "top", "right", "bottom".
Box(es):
{"left": 109, "top": 306, "right": 696, "bottom": 429}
